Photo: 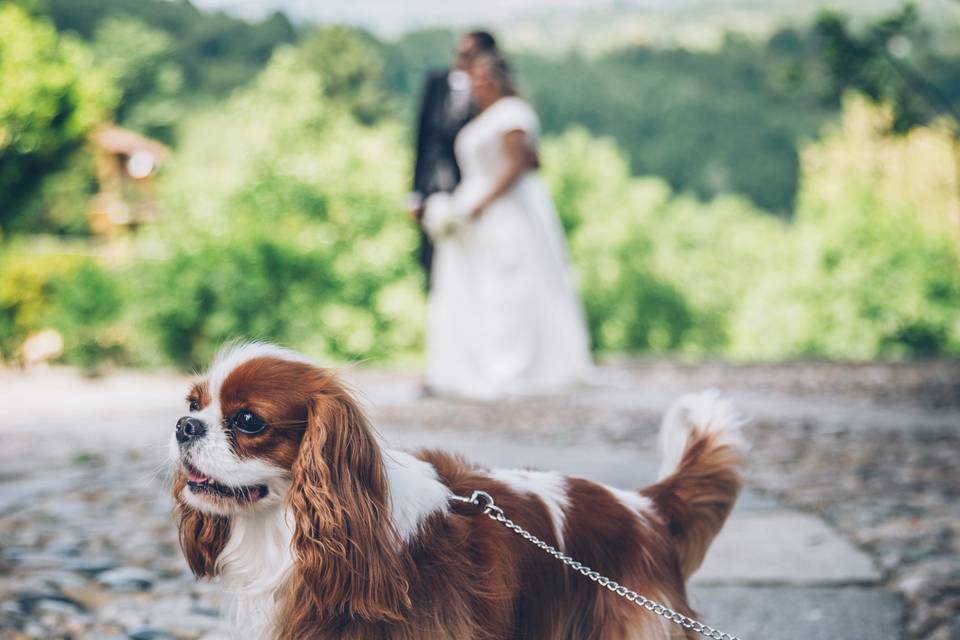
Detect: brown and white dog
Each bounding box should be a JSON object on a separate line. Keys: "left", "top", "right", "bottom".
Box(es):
{"left": 170, "top": 343, "right": 744, "bottom": 639}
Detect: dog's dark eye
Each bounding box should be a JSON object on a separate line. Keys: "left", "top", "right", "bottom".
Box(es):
{"left": 188, "top": 399, "right": 200, "bottom": 412}
{"left": 232, "top": 409, "right": 266, "bottom": 435}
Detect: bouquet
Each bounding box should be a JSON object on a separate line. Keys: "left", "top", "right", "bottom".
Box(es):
{"left": 422, "top": 192, "right": 468, "bottom": 240}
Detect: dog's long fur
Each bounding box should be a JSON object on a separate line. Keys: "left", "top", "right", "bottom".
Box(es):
{"left": 171, "top": 343, "right": 744, "bottom": 639}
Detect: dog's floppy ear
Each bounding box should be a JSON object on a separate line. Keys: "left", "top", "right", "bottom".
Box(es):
{"left": 173, "top": 474, "right": 230, "bottom": 577}
{"left": 281, "top": 381, "right": 410, "bottom": 633}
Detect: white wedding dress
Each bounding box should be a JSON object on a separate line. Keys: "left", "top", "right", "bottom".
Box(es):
{"left": 426, "top": 97, "right": 592, "bottom": 399}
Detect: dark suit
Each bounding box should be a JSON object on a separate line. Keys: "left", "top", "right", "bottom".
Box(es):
{"left": 412, "top": 69, "right": 473, "bottom": 287}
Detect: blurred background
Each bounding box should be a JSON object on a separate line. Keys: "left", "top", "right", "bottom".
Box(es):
{"left": 1, "top": 1, "right": 959, "bottom": 640}
{"left": 2, "top": 0, "right": 959, "bottom": 371}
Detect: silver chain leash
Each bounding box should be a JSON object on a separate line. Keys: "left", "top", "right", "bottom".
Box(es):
{"left": 451, "top": 490, "right": 742, "bottom": 640}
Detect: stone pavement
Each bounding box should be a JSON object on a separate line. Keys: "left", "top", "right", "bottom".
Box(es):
{"left": 3, "top": 361, "right": 957, "bottom": 639}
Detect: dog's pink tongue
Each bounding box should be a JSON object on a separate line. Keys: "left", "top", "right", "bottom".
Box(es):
{"left": 188, "top": 468, "right": 209, "bottom": 483}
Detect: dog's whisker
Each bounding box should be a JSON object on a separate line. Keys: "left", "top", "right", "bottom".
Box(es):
{"left": 136, "top": 460, "right": 176, "bottom": 487}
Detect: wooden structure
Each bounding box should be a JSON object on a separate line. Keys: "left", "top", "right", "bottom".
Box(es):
{"left": 88, "top": 125, "right": 169, "bottom": 235}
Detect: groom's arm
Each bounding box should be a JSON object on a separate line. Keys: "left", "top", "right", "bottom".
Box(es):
{"left": 413, "top": 72, "right": 446, "bottom": 195}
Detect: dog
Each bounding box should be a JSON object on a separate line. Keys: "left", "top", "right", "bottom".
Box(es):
{"left": 170, "top": 342, "right": 744, "bottom": 639}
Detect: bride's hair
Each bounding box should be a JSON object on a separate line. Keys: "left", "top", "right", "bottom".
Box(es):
{"left": 473, "top": 52, "right": 517, "bottom": 97}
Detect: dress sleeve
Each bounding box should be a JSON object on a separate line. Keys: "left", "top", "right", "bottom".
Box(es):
{"left": 495, "top": 98, "right": 540, "bottom": 142}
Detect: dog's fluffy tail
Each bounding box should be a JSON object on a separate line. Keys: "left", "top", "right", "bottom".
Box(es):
{"left": 647, "top": 391, "right": 745, "bottom": 580}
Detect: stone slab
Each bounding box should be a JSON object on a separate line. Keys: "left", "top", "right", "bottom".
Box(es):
{"left": 689, "top": 585, "right": 904, "bottom": 640}
{"left": 693, "top": 510, "right": 881, "bottom": 586}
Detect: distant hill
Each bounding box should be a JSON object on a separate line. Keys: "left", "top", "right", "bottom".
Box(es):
{"left": 193, "top": 0, "right": 957, "bottom": 51}
{"left": 489, "top": 1, "right": 958, "bottom": 54}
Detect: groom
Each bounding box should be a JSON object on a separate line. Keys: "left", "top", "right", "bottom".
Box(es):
{"left": 410, "top": 31, "right": 497, "bottom": 288}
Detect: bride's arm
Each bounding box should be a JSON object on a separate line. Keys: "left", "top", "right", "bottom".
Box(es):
{"left": 470, "top": 130, "right": 531, "bottom": 219}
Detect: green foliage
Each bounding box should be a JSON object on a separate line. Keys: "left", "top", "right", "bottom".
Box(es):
{"left": 134, "top": 50, "right": 423, "bottom": 369}
{"left": 298, "top": 26, "right": 395, "bottom": 124}
{"left": 646, "top": 194, "right": 793, "bottom": 353}
{"left": 543, "top": 96, "right": 960, "bottom": 360}
{"left": 49, "top": 260, "right": 125, "bottom": 370}
{"left": 4, "top": 2, "right": 958, "bottom": 369}
{"left": 30, "top": 0, "right": 960, "bottom": 220}
{"left": 134, "top": 232, "right": 322, "bottom": 369}
{"left": 540, "top": 129, "right": 690, "bottom": 351}
{"left": 514, "top": 38, "right": 833, "bottom": 214}
{"left": 379, "top": 29, "right": 458, "bottom": 103}
{"left": 731, "top": 212, "right": 960, "bottom": 359}
{"left": 815, "top": 5, "right": 960, "bottom": 134}
{"left": 542, "top": 128, "right": 791, "bottom": 355}
{"left": 0, "top": 5, "right": 115, "bottom": 229}
{"left": 11, "top": 149, "right": 97, "bottom": 235}
{"left": 42, "top": 0, "right": 296, "bottom": 97}
{"left": 90, "top": 16, "right": 184, "bottom": 142}
{"left": 0, "top": 247, "right": 83, "bottom": 360}
{"left": 731, "top": 97, "right": 960, "bottom": 359}
{"left": 0, "top": 246, "right": 123, "bottom": 368}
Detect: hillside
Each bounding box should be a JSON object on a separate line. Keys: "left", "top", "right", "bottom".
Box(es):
{"left": 191, "top": 0, "right": 958, "bottom": 51}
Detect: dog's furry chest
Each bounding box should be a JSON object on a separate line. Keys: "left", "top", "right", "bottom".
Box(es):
{"left": 217, "top": 508, "right": 294, "bottom": 639}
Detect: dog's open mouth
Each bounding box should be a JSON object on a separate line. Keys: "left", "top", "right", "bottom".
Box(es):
{"left": 184, "top": 462, "right": 268, "bottom": 503}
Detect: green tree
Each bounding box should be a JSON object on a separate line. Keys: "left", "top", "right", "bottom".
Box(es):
{"left": 43, "top": 0, "right": 296, "bottom": 97}
{"left": 136, "top": 49, "right": 422, "bottom": 369}
{"left": 297, "top": 26, "right": 394, "bottom": 124}
{"left": 516, "top": 37, "right": 831, "bottom": 214}
{"left": 541, "top": 127, "right": 793, "bottom": 354}
{"left": 90, "top": 16, "right": 184, "bottom": 142}
{"left": 815, "top": 4, "right": 960, "bottom": 204}
{"left": 0, "top": 4, "right": 115, "bottom": 230}
{"left": 379, "top": 28, "right": 457, "bottom": 102}
{"left": 731, "top": 97, "right": 960, "bottom": 359}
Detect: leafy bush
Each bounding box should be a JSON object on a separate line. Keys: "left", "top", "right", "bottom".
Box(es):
{"left": 541, "top": 129, "right": 692, "bottom": 351}
{"left": 135, "top": 49, "right": 423, "bottom": 369}
{"left": 11, "top": 149, "right": 97, "bottom": 236}
{"left": 298, "top": 26, "right": 395, "bottom": 124}
{"left": 543, "top": 98, "right": 960, "bottom": 360}
{"left": 7, "top": 44, "right": 950, "bottom": 369}
{"left": 542, "top": 128, "right": 790, "bottom": 354}
{"left": 0, "top": 246, "right": 124, "bottom": 368}
{"left": 730, "top": 97, "right": 960, "bottom": 359}
{"left": 644, "top": 193, "right": 793, "bottom": 354}
{"left": 43, "top": 0, "right": 296, "bottom": 97}
{"left": 49, "top": 260, "right": 125, "bottom": 369}
{"left": 0, "top": 4, "right": 115, "bottom": 229}
{"left": 0, "top": 248, "right": 83, "bottom": 360}
{"left": 90, "top": 16, "right": 185, "bottom": 143}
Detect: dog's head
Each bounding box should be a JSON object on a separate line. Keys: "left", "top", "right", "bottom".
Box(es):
{"left": 170, "top": 342, "right": 409, "bottom": 625}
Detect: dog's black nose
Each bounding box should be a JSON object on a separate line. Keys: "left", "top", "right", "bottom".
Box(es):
{"left": 176, "top": 416, "right": 207, "bottom": 444}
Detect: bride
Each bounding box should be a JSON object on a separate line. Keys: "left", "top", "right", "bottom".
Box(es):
{"left": 424, "top": 52, "right": 592, "bottom": 399}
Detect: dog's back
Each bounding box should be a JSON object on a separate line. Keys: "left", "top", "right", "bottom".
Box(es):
{"left": 416, "top": 391, "right": 745, "bottom": 640}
